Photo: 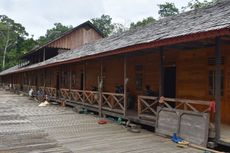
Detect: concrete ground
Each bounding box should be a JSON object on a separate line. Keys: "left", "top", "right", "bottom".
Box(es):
{"left": 0, "top": 90, "right": 202, "bottom": 153}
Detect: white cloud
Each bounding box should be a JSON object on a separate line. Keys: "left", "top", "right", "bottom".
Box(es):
{"left": 0, "top": 0, "right": 208, "bottom": 38}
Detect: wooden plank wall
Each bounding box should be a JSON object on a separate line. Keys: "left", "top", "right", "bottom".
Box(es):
{"left": 176, "top": 48, "right": 210, "bottom": 100}
{"left": 85, "top": 60, "right": 100, "bottom": 90}
{"left": 127, "top": 52, "right": 160, "bottom": 97}
{"left": 47, "top": 27, "right": 102, "bottom": 50}
{"left": 175, "top": 44, "right": 230, "bottom": 124}
{"left": 70, "top": 63, "right": 83, "bottom": 89}
{"left": 83, "top": 27, "right": 102, "bottom": 44}
{"left": 103, "top": 57, "right": 124, "bottom": 92}
{"left": 221, "top": 45, "right": 230, "bottom": 124}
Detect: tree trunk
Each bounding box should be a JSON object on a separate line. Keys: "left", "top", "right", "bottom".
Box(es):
{"left": 2, "top": 28, "right": 9, "bottom": 70}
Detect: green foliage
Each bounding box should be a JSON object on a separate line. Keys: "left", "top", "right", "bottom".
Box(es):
{"left": 182, "top": 0, "right": 220, "bottom": 11}
{"left": 158, "top": 2, "right": 179, "bottom": 17}
{"left": 17, "top": 37, "right": 38, "bottom": 55}
{"left": 91, "top": 15, "right": 114, "bottom": 37}
{"left": 112, "top": 23, "right": 128, "bottom": 35}
{"left": 130, "top": 17, "right": 155, "bottom": 29}
{"left": 37, "top": 23, "right": 73, "bottom": 45}
{"left": 0, "top": 15, "right": 36, "bottom": 71}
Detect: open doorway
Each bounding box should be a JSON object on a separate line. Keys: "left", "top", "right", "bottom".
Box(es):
{"left": 164, "top": 67, "right": 176, "bottom": 98}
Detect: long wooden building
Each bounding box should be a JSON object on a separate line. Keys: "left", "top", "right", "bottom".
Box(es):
{"left": 1, "top": 0, "right": 230, "bottom": 147}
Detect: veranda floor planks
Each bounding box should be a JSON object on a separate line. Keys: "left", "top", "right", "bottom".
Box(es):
{"left": 221, "top": 124, "right": 230, "bottom": 143}
{"left": 0, "top": 90, "right": 202, "bottom": 153}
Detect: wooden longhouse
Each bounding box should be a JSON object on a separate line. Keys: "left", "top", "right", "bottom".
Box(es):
{"left": 1, "top": 0, "right": 230, "bottom": 147}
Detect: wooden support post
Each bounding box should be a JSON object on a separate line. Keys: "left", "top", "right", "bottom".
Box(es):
{"left": 99, "top": 61, "right": 103, "bottom": 117}
{"left": 69, "top": 68, "right": 72, "bottom": 91}
{"left": 124, "top": 56, "right": 127, "bottom": 117}
{"left": 43, "top": 48, "right": 46, "bottom": 61}
{"left": 159, "top": 48, "right": 164, "bottom": 97}
{"left": 215, "top": 37, "right": 222, "bottom": 142}
{"left": 56, "top": 66, "right": 62, "bottom": 98}
{"left": 83, "top": 62, "right": 86, "bottom": 104}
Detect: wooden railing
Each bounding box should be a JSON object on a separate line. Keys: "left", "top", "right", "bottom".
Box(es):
{"left": 23, "top": 85, "right": 30, "bottom": 93}
{"left": 39, "top": 86, "right": 45, "bottom": 93}
{"left": 138, "top": 96, "right": 211, "bottom": 121}
{"left": 12, "top": 84, "right": 20, "bottom": 92}
{"left": 138, "top": 96, "right": 159, "bottom": 120}
{"left": 69, "top": 89, "right": 84, "bottom": 103}
{"left": 162, "top": 97, "right": 210, "bottom": 113}
{"left": 45, "top": 87, "right": 57, "bottom": 98}
{"left": 102, "top": 92, "right": 125, "bottom": 113}
{"left": 59, "top": 88, "right": 70, "bottom": 99}
{"left": 84, "top": 90, "right": 99, "bottom": 105}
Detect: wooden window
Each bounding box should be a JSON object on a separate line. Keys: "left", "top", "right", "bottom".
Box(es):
{"left": 135, "top": 65, "right": 143, "bottom": 90}
{"left": 208, "top": 70, "right": 224, "bottom": 96}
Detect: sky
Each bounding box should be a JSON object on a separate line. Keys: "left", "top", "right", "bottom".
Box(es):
{"left": 0, "top": 0, "right": 207, "bottom": 39}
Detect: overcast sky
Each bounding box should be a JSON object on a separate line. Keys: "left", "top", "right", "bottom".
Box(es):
{"left": 0, "top": 0, "right": 207, "bottom": 38}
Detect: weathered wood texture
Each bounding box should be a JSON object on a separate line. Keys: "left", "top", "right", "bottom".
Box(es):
{"left": 0, "top": 90, "right": 202, "bottom": 153}
{"left": 103, "top": 57, "right": 124, "bottom": 92}
{"left": 3, "top": 44, "right": 230, "bottom": 125}
{"left": 176, "top": 44, "right": 230, "bottom": 124}
{"left": 48, "top": 27, "right": 102, "bottom": 50}
{"left": 127, "top": 52, "right": 160, "bottom": 96}
{"left": 85, "top": 60, "right": 100, "bottom": 90}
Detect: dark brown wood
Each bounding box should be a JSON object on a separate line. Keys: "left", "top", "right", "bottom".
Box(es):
{"left": 159, "top": 48, "right": 164, "bottom": 97}
{"left": 69, "top": 70, "right": 72, "bottom": 90}
{"left": 83, "top": 62, "right": 86, "bottom": 104}
{"left": 123, "top": 56, "right": 127, "bottom": 117}
{"left": 99, "top": 61, "right": 103, "bottom": 117}
{"left": 43, "top": 48, "right": 46, "bottom": 61}
{"left": 215, "top": 37, "right": 221, "bottom": 142}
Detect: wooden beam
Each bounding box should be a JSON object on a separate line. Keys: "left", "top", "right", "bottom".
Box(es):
{"left": 124, "top": 56, "right": 127, "bottom": 117}
{"left": 99, "top": 61, "right": 103, "bottom": 117}
{"left": 215, "top": 37, "right": 222, "bottom": 142}
{"left": 83, "top": 62, "right": 86, "bottom": 104}
{"left": 43, "top": 48, "right": 46, "bottom": 61}
{"left": 69, "top": 68, "right": 72, "bottom": 91}
{"left": 159, "top": 48, "right": 164, "bottom": 97}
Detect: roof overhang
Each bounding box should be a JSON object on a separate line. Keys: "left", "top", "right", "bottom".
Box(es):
{"left": 1, "top": 27, "right": 229, "bottom": 76}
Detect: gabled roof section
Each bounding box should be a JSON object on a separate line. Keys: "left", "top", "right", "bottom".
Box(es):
{"left": 21, "top": 21, "right": 105, "bottom": 58}
{"left": 1, "top": 0, "right": 230, "bottom": 76}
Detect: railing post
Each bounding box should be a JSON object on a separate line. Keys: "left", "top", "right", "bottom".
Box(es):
{"left": 215, "top": 37, "right": 222, "bottom": 143}
{"left": 124, "top": 56, "right": 127, "bottom": 117}
{"left": 138, "top": 96, "right": 140, "bottom": 117}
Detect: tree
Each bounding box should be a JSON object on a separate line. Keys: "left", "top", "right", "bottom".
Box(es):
{"left": 112, "top": 23, "right": 128, "bottom": 35}
{"left": 130, "top": 17, "right": 155, "bottom": 29}
{"left": 158, "top": 2, "right": 179, "bottom": 18}
{"left": 0, "top": 15, "right": 29, "bottom": 70}
{"left": 182, "top": 0, "right": 220, "bottom": 11}
{"left": 91, "top": 15, "right": 114, "bottom": 37}
{"left": 37, "top": 23, "right": 73, "bottom": 45}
